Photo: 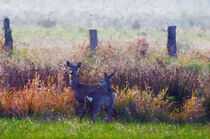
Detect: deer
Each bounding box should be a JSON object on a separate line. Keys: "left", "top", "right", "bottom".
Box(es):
{"left": 66, "top": 61, "right": 99, "bottom": 114}
{"left": 80, "top": 71, "right": 117, "bottom": 122}
{"left": 66, "top": 61, "right": 118, "bottom": 120}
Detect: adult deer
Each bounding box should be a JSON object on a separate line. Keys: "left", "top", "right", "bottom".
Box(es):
{"left": 66, "top": 61, "right": 99, "bottom": 114}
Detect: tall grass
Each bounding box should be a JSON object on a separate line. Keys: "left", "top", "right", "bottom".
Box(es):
{"left": 0, "top": 38, "right": 209, "bottom": 122}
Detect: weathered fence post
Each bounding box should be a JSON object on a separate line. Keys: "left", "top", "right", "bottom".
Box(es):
{"left": 3, "top": 17, "right": 13, "bottom": 56}
{"left": 89, "top": 29, "right": 98, "bottom": 54}
{"left": 167, "top": 26, "right": 177, "bottom": 58}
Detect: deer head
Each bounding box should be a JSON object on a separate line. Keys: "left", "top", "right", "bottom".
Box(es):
{"left": 66, "top": 61, "right": 81, "bottom": 76}
{"left": 100, "top": 71, "right": 115, "bottom": 88}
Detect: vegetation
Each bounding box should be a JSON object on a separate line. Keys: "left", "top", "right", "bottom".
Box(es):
{"left": 0, "top": 27, "right": 209, "bottom": 138}
{"left": 0, "top": 118, "right": 209, "bottom": 139}
{"left": 1, "top": 26, "right": 209, "bottom": 49}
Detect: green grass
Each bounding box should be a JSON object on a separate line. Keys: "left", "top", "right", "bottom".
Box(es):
{"left": 0, "top": 117, "right": 209, "bottom": 139}
{"left": 1, "top": 26, "right": 209, "bottom": 49}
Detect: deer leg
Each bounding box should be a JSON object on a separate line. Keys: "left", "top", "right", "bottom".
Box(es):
{"left": 91, "top": 106, "right": 100, "bottom": 122}
{"left": 105, "top": 107, "right": 113, "bottom": 122}
{"left": 104, "top": 108, "right": 109, "bottom": 121}
{"left": 76, "top": 102, "right": 84, "bottom": 115}
{"left": 80, "top": 104, "right": 92, "bottom": 120}
{"left": 112, "top": 107, "right": 119, "bottom": 120}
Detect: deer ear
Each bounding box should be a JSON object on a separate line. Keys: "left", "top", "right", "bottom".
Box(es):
{"left": 108, "top": 71, "right": 115, "bottom": 79}
{"left": 66, "top": 61, "right": 73, "bottom": 68}
{"left": 77, "top": 62, "right": 81, "bottom": 68}
{"left": 104, "top": 72, "right": 108, "bottom": 78}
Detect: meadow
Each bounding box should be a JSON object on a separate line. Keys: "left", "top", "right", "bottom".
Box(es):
{"left": 0, "top": 117, "right": 209, "bottom": 139}
{"left": 0, "top": 26, "right": 209, "bottom": 138}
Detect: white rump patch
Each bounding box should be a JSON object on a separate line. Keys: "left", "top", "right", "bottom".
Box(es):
{"left": 86, "top": 96, "right": 93, "bottom": 102}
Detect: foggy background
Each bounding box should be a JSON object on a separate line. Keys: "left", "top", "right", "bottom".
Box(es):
{"left": 1, "top": 0, "right": 210, "bottom": 30}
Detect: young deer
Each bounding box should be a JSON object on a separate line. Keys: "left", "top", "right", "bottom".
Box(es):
{"left": 66, "top": 61, "right": 99, "bottom": 114}
{"left": 80, "top": 72, "right": 116, "bottom": 122}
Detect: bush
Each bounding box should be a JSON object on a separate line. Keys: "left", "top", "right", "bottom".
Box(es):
{"left": 0, "top": 38, "right": 208, "bottom": 122}
{"left": 0, "top": 75, "right": 76, "bottom": 117}
{"left": 171, "top": 92, "right": 206, "bottom": 122}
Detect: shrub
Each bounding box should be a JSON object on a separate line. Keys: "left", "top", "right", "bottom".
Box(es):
{"left": 0, "top": 37, "right": 208, "bottom": 122}
{"left": 114, "top": 87, "right": 173, "bottom": 122}
{"left": 170, "top": 92, "right": 206, "bottom": 122}
{"left": 0, "top": 75, "right": 76, "bottom": 117}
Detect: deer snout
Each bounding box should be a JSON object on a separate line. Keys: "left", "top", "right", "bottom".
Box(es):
{"left": 100, "top": 80, "right": 106, "bottom": 87}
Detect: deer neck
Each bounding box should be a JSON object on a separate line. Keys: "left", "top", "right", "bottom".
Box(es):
{"left": 70, "top": 75, "right": 80, "bottom": 90}
{"left": 104, "top": 85, "right": 113, "bottom": 94}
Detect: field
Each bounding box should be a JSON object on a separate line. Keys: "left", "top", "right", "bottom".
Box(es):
{"left": 0, "top": 26, "right": 209, "bottom": 138}
{"left": 0, "top": 118, "right": 209, "bottom": 139}
{"left": 1, "top": 26, "right": 210, "bottom": 49}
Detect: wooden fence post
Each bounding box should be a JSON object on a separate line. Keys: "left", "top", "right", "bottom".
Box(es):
{"left": 89, "top": 29, "right": 98, "bottom": 54}
{"left": 3, "top": 17, "right": 13, "bottom": 56}
{"left": 167, "top": 26, "right": 177, "bottom": 58}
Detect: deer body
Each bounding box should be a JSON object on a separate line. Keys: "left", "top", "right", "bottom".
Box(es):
{"left": 71, "top": 80, "right": 99, "bottom": 111}
{"left": 66, "top": 61, "right": 98, "bottom": 114}
{"left": 80, "top": 72, "right": 116, "bottom": 122}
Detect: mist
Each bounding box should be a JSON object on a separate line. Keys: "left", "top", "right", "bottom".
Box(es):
{"left": 1, "top": 0, "right": 210, "bottom": 29}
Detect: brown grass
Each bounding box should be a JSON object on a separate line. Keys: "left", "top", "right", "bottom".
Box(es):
{"left": 0, "top": 38, "right": 209, "bottom": 122}
{"left": 0, "top": 75, "right": 76, "bottom": 117}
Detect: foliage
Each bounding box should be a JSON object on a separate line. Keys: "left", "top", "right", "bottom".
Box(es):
{"left": 0, "top": 36, "right": 209, "bottom": 122}
{"left": 171, "top": 92, "right": 207, "bottom": 122}
{"left": 0, "top": 75, "right": 76, "bottom": 117}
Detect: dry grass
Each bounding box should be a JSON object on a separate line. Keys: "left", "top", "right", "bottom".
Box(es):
{"left": 0, "top": 75, "right": 76, "bottom": 117}
{"left": 0, "top": 38, "right": 209, "bottom": 122}
{"left": 171, "top": 92, "right": 207, "bottom": 122}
